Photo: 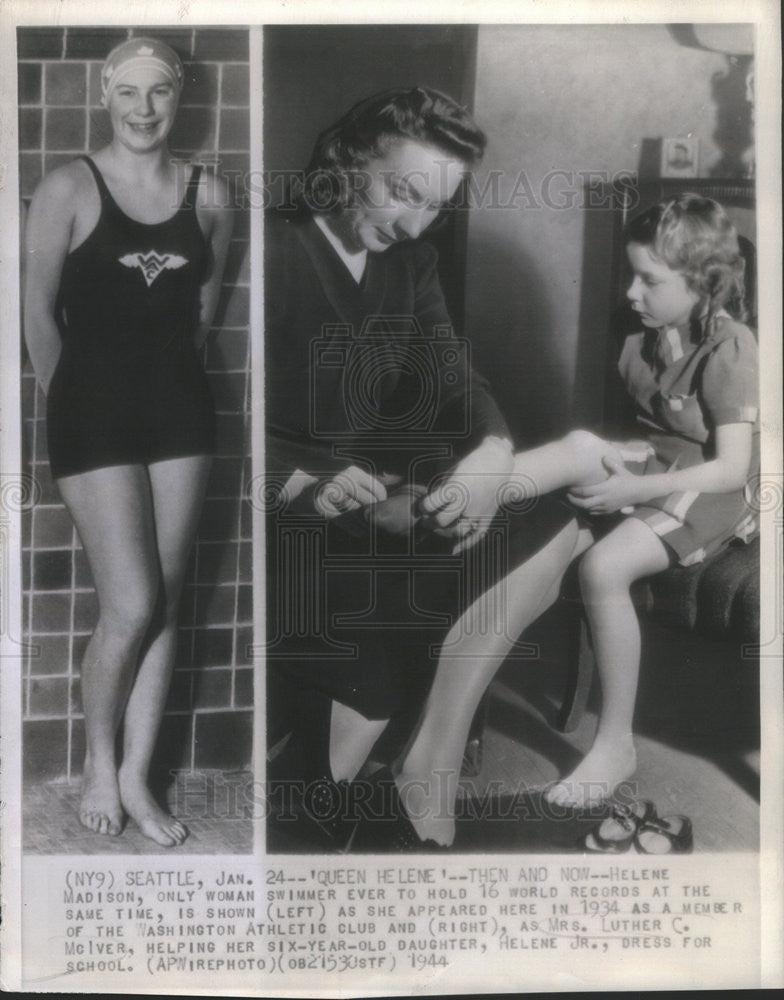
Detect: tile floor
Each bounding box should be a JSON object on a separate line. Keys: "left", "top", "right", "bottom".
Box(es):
{"left": 23, "top": 770, "right": 254, "bottom": 855}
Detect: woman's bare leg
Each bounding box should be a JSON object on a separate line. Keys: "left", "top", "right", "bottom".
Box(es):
{"left": 546, "top": 517, "right": 670, "bottom": 808}
{"left": 118, "top": 455, "right": 212, "bottom": 847}
{"left": 57, "top": 466, "right": 159, "bottom": 836}
{"left": 396, "top": 520, "right": 593, "bottom": 845}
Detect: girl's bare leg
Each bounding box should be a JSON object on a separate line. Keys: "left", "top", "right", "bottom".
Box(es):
{"left": 510, "top": 430, "right": 622, "bottom": 498}
{"left": 395, "top": 520, "right": 593, "bottom": 845}
{"left": 546, "top": 517, "right": 670, "bottom": 808}
{"left": 118, "top": 455, "right": 212, "bottom": 847}
{"left": 57, "top": 466, "right": 159, "bottom": 836}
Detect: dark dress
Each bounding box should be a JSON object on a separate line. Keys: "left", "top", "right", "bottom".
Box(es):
{"left": 47, "top": 156, "right": 215, "bottom": 479}
{"left": 265, "top": 210, "right": 571, "bottom": 727}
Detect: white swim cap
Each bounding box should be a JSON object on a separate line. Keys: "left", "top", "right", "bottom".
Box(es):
{"left": 101, "top": 37, "right": 184, "bottom": 102}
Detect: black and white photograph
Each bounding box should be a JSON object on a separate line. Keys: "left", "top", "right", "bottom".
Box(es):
{"left": 16, "top": 25, "right": 252, "bottom": 855}
{"left": 264, "top": 22, "right": 762, "bottom": 857}
{"left": 0, "top": 0, "right": 781, "bottom": 995}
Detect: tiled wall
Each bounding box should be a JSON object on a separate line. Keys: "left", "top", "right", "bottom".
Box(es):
{"left": 18, "top": 26, "right": 253, "bottom": 782}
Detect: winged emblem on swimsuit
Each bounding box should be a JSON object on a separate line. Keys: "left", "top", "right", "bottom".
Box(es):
{"left": 119, "top": 251, "right": 188, "bottom": 288}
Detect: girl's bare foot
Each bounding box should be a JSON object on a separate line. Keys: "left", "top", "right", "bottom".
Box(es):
{"left": 118, "top": 768, "right": 188, "bottom": 847}
{"left": 545, "top": 737, "right": 637, "bottom": 809}
{"left": 79, "top": 756, "right": 124, "bottom": 836}
{"left": 395, "top": 769, "right": 457, "bottom": 847}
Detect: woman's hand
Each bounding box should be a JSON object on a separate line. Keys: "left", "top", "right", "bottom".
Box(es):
{"left": 567, "top": 456, "right": 650, "bottom": 514}
{"left": 314, "top": 465, "right": 388, "bottom": 518}
{"left": 420, "top": 436, "right": 515, "bottom": 553}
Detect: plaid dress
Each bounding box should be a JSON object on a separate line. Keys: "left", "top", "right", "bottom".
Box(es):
{"left": 615, "top": 311, "right": 759, "bottom": 566}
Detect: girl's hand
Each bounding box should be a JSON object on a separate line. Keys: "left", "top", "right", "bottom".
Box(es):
{"left": 567, "top": 456, "right": 651, "bottom": 515}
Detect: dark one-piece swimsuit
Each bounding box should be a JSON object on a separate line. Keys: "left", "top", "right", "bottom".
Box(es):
{"left": 46, "top": 155, "right": 216, "bottom": 479}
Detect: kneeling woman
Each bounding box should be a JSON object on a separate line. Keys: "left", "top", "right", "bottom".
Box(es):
{"left": 24, "top": 38, "right": 233, "bottom": 845}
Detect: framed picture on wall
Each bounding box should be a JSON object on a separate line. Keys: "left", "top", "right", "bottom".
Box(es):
{"left": 660, "top": 135, "right": 700, "bottom": 177}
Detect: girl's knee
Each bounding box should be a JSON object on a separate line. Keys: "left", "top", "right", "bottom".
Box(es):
{"left": 580, "top": 529, "right": 657, "bottom": 596}
{"left": 562, "top": 430, "right": 617, "bottom": 481}
{"left": 563, "top": 429, "right": 605, "bottom": 457}
{"left": 579, "top": 545, "right": 625, "bottom": 596}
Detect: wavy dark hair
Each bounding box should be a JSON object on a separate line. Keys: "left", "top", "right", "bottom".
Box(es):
{"left": 626, "top": 193, "right": 747, "bottom": 324}
{"left": 296, "top": 86, "right": 487, "bottom": 214}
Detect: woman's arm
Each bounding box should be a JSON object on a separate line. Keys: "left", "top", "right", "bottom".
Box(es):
{"left": 194, "top": 170, "right": 235, "bottom": 349}
{"left": 568, "top": 422, "right": 753, "bottom": 514}
{"left": 23, "top": 168, "right": 78, "bottom": 393}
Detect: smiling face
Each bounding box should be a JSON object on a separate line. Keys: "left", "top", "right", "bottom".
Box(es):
{"left": 335, "top": 138, "right": 467, "bottom": 253}
{"left": 105, "top": 66, "right": 179, "bottom": 153}
{"left": 625, "top": 241, "right": 702, "bottom": 329}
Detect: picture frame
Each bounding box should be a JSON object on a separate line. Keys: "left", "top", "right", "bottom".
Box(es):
{"left": 660, "top": 136, "right": 700, "bottom": 177}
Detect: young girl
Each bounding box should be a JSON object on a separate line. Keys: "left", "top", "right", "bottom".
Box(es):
{"left": 393, "top": 193, "right": 758, "bottom": 843}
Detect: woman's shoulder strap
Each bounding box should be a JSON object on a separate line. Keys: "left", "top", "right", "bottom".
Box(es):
{"left": 79, "top": 154, "right": 111, "bottom": 202}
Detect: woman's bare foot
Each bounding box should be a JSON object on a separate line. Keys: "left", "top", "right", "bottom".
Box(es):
{"left": 118, "top": 768, "right": 188, "bottom": 847}
{"left": 545, "top": 737, "right": 637, "bottom": 809}
{"left": 395, "top": 769, "right": 457, "bottom": 847}
{"left": 79, "top": 756, "right": 124, "bottom": 836}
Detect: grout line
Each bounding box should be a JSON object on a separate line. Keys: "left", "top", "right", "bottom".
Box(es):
{"left": 20, "top": 660, "right": 244, "bottom": 678}
{"left": 188, "top": 713, "right": 196, "bottom": 772}
{"left": 216, "top": 60, "right": 223, "bottom": 153}
{"left": 19, "top": 59, "right": 250, "bottom": 65}
{"left": 66, "top": 715, "right": 73, "bottom": 783}
{"left": 66, "top": 499, "right": 78, "bottom": 776}
{"left": 230, "top": 387, "right": 245, "bottom": 706}
{"left": 26, "top": 705, "right": 254, "bottom": 723}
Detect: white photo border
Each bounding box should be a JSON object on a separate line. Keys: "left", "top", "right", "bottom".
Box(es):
{"left": 1, "top": 0, "right": 781, "bottom": 994}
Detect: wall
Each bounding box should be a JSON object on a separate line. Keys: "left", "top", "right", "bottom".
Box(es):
{"left": 18, "top": 26, "right": 252, "bottom": 782}
{"left": 465, "top": 23, "right": 753, "bottom": 443}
